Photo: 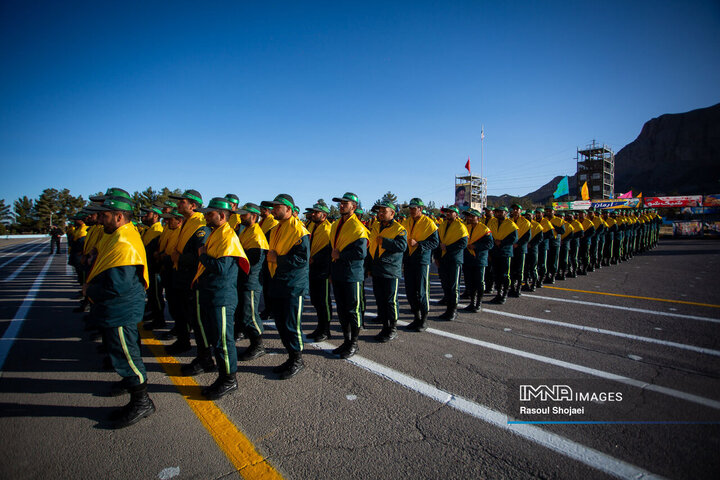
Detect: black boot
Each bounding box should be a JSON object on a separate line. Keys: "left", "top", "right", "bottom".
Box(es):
{"left": 332, "top": 323, "right": 352, "bottom": 355}
{"left": 309, "top": 320, "right": 331, "bottom": 342}
{"left": 438, "top": 306, "right": 457, "bottom": 321}
{"left": 110, "top": 382, "right": 155, "bottom": 429}
{"left": 405, "top": 310, "right": 422, "bottom": 331}
{"left": 180, "top": 350, "right": 216, "bottom": 376}
{"left": 280, "top": 352, "right": 305, "bottom": 379}
{"left": 490, "top": 283, "right": 504, "bottom": 304}
{"left": 508, "top": 280, "right": 520, "bottom": 298}
{"left": 462, "top": 292, "right": 478, "bottom": 312}
{"left": 239, "top": 334, "right": 266, "bottom": 361}
{"left": 417, "top": 310, "right": 428, "bottom": 331}
{"left": 202, "top": 373, "right": 238, "bottom": 400}
{"left": 340, "top": 325, "right": 359, "bottom": 359}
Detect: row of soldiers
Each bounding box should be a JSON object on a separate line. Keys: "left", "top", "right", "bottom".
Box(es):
{"left": 64, "top": 187, "right": 660, "bottom": 428}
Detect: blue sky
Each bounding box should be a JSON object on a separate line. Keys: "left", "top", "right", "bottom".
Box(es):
{"left": 1, "top": 0, "right": 719, "bottom": 210}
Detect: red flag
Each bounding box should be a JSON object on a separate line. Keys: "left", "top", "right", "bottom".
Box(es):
{"left": 465, "top": 156, "right": 471, "bottom": 173}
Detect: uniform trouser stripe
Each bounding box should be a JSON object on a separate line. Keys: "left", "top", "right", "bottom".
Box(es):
{"left": 118, "top": 326, "right": 144, "bottom": 384}
{"left": 196, "top": 291, "right": 208, "bottom": 347}
{"left": 250, "top": 291, "right": 261, "bottom": 334}
{"left": 325, "top": 279, "right": 331, "bottom": 322}
{"left": 393, "top": 278, "right": 399, "bottom": 322}
{"left": 424, "top": 265, "right": 430, "bottom": 312}
{"left": 296, "top": 296, "right": 304, "bottom": 350}
{"left": 221, "top": 306, "right": 230, "bottom": 374}
{"left": 354, "top": 282, "right": 361, "bottom": 327}
{"left": 454, "top": 266, "right": 460, "bottom": 304}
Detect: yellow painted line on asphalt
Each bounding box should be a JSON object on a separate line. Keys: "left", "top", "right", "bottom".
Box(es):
{"left": 543, "top": 286, "right": 720, "bottom": 309}
{"left": 140, "top": 329, "right": 283, "bottom": 480}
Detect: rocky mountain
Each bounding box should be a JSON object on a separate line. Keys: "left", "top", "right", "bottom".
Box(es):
{"left": 614, "top": 102, "right": 720, "bottom": 196}
{"left": 503, "top": 102, "right": 720, "bottom": 206}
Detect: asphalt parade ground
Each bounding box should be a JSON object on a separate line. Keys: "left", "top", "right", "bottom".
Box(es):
{"left": 1, "top": 236, "right": 719, "bottom": 479}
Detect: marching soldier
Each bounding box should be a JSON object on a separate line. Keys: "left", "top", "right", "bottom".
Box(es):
{"left": 193, "top": 198, "right": 249, "bottom": 399}
{"left": 235, "top": 203, "right": 269, "bottom": 360}
{"left": 329, "top": 192, "right": 369, "bottom": 358}
{"left": 543, "top": 205, "right": 565, "bottom": 284}
{"left": 509, "top": 205, "right": 531, "bottom": 297}
{"left": 157, "top": 208, "right": 184, "bottom": 340}
{"left": 368, "top": 200, "right": 407, "bottom": 341}
{"left": 577, "top": 210, "right": 595, "bottom": 275}
{"left": 165, "top": 190, "right": 214, "bottom": 375}
{"left": 86, "top": 195, "right": 154, "bottom": 428}
{"left": 522, "top": 210, "right": 543, "bottom": 291}
{"left": 264, "top": 194, "right": 310, "bottom": 379}
{"left": 487, "top": 207, "right": 518, "bottom": 304}
{"left": 402, "top": 198, "right": 439, "bottom": 332}
{"left": 434, "top": 206, "right": 468, "bottom": 321}
{"left": 305, "top": 202, "right": 334, "bottom": 342}
{"left": 534, "top": 209, "right": 551, "bottom": 288}
{"left": 140, "top": 206, "right": 165, "bottom": 329}
{"left": 461, "top": 208, "right": 493, "bottom": 312}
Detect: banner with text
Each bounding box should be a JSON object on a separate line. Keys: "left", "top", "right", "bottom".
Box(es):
{"left": 590, "top": 199, "right": 641, "bottom": 209}
{"left": 643, "top": 195, "right": 702, "bottom": 208}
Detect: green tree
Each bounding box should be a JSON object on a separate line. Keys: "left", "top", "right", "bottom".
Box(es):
{"left": 13, "top": 196, "right": 37, "bottom": 233}
{"left": 35, "top": 188, "right": 85, "bottom": 229}
{"left": 0, "top": 199, "right": 11, "bottom": 235}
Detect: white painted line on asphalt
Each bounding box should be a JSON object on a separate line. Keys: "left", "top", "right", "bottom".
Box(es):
{"left": 2, "top": 246, "right": 47, "bottom": 282}
{"left": 0, "top": 254, "right": 54, "bottom": 374}
{"left": 628, "top": 355, "right": 643, "bottom": 361}
{"left": 482, "top": 308, "right": 720, "bottom": 357}
{"left": 402, "top": 322, "right": 720, "bottom": 411}
{"left": 526, "top": 294, "right": 720, "bottom": 324}
{"left": 0, "top": 238, "right": 44, "bottom": 258}
{"left": 0, "top": 241, "right": 45, "bottom": 268}
{"left": 311, "top": 341, "right": 664, "bottom": 480}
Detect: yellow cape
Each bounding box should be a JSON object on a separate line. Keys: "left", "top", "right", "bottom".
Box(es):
{"left": 438, "top": 219, "right": 468, "bottom": 257}
{"left": 238, "top": 222, "right": 269, "bottom": 251}
{"left": 83, "top": 225, "right": 104, "bottom": 254}
{"left": 515, "top": 216, "right": 532, "bottom": 239}
{"left": 308, "top": 219, "right": 332, "bottom": 257}
{"left": 369, "top": 220, "right": 406, "bottom": 259}
{"left": 487, "top": 217, "right": 519, "bottom": 241}
{"left": 193, "top": 222, "right": 249, "bottom": 286}
{"left": 330, "top": 215, "right": 369, "bottom": 255}
{"left": 404, "top": 215, "right": 438, "bottom": 255}
{"left": 87, "top": 222, "right": 148, "bottom": 289}
{"left": 260, "top": 214, "right": 279, "bottom": 235}
{"left": 164, "top": 226, "right": 182, "bottom": 256}
{"left": 176, "top": 212, "right": 206, "bottom": 254}
{"left": 72, "top": 224, "right": 88, "bottom": 242}
{"left": 466, "top": 222, "right": 491, "bottom": 257}
{"left": 268, "top": 216, "right": 309, "bottom": 277}
{"left": 141, "top": 221, "right": 164, "bottom": 246}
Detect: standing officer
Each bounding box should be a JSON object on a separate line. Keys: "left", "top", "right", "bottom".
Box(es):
{"left": 557, "top": 211, "right": 574, "bottom": 280}
{"left": 402, "top": 198, "right": 439, "bottom": 332}
{"left": 166, "top": 190, "right": 214, "bottom": 375}
{"left": 461, "top": 208, "right": 493, "bottom": 312}
{"left": 543, "top": 205, "right": 565, "bottom": 284}
{"left": 481, "top": 207, "right": 494, "bottom": 293}
{"left": 86, "top": 195, "right": 154, "bottom": 428}
{"left": 329, "top": 192, "right": 369, "bottom": 358}
{"left": 264, "top": 194, "right": 310, "bottom": 379}
{"left": 368, "top": 200, "right": 407, "bottom": 342}
{"left": 434, "top": 205, "right": 468, "bottom": 321}
{"left": 509, "top": 205, "right": 531, "bottom": 297}
{"left": 305, "top": 202, "right": 333, "bottom": 342}
{"left": 487, "top": 206, "right": 518, "bottom": 304}
{"left": 235, "top": 203, "right": 269, "bottom": 360}
{"left": 193, "top": 198, "right": 249, "bottom": 399}
{"left": 49, "top": 224, "right": 64, "bottom": 254}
